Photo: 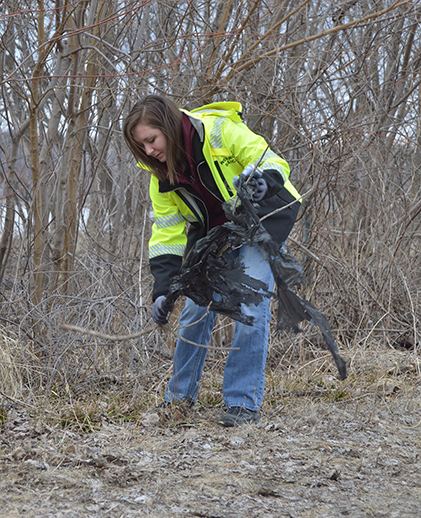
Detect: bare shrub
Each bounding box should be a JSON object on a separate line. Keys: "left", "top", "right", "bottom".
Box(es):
{"left": 0, "top": 1, "right": 420, "bottom": 404}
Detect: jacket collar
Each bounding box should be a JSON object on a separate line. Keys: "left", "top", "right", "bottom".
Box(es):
{"left": 185, "top": 112, "right": 205, "bottom": 143}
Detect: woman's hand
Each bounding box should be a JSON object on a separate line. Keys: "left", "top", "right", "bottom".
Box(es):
{"left": 152, "top": 295, "right": 173, "bottom": 324}
{"left": 233, "top": 165, "right": 268, "bottom": 202}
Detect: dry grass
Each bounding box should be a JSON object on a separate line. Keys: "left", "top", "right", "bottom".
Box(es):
{"left": 1, "top": 319, "right": 420, "bottom": 433}
{"left": 1, "top": 302, "right": 421, "bottom": 517}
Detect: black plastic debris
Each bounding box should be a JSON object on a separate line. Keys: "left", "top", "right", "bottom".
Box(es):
{"left": 166, "top": 223, "right": 272, "bottom": 325}
{"left": 165, "top": 176, "right": 347, "bottom": 380}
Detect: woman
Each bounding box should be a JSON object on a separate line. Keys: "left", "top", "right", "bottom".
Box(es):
{"left": 123, "top": 95, "right": 301, "bottom": 426}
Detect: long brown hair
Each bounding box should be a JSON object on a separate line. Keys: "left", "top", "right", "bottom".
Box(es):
{"left": 123, "top": 95, "right": 185, "bottom": 184}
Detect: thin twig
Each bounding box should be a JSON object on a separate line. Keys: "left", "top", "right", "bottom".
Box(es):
{"left": 178, "top": 335, "right": 240, "bottom": 351}
{"left": 0, "top": 390, "right": 54, "bottom": 414}
{"left": 287, "top": 236, "right": 321, "bottom": 264}
{"left": 179, "top": 302, "right": 213, "bottom": 329}
{"left": 295, "top": 354, "right": 331, "bottom": 373}
{"left": 59, "top": 323, "right": 159, "bottom": 341}
{"left": 260, "top": 184, "right": 316, "bottom": 222}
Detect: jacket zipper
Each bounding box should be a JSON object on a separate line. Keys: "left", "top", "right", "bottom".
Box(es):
{"left": 213, "top": 161, "right": 234, "bottom": 197}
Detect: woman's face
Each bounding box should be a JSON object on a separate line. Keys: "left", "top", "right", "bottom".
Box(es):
{"left": 132, "top": 123, "right": 167, "bottom": 163}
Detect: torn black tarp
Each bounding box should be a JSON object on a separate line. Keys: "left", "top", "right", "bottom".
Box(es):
{"left": 165, "top": 176, "right": 347, "bottom": 381}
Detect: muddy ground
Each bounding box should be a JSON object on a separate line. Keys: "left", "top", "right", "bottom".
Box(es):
{"left": 1, "top": 353, "right": 421, "bottom": 518}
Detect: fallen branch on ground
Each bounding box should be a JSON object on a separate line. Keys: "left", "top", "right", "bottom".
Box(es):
{"left": 59, "top": 323, "right": 238, "bottom": 351}
{"left": 59, "top": 323, "right": 158, "bottom": 341}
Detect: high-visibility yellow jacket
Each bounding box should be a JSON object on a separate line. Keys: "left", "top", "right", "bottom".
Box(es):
{"left": 144, "top": 102, "right": 301, "bottom": 300}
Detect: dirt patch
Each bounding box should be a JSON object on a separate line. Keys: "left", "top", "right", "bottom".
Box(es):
{"left": 1, "top": 353, "right": 421, "bottom": 518}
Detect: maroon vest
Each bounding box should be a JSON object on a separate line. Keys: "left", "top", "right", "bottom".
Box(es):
{"left": 177, "top": 113, "right": 228, "bottom": 229}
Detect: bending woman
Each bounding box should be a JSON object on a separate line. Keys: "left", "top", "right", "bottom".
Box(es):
{"left": 123, "top": 95, "right": 301, "bottom": 427}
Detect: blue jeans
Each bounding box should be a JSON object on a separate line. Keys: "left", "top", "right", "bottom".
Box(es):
{"left": 165, "top": 243, "right": 274, "bottom": 411}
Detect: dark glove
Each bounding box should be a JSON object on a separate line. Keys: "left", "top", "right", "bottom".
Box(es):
{"left": 250, "top": 177, "right": 268, "bottom": 202}
{"left": 233, "top": 165, "right": 268, "bottom": 203}
{"left": 152, "top": 295, "right": 173, "bottom": 324}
